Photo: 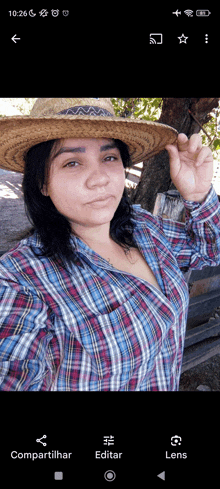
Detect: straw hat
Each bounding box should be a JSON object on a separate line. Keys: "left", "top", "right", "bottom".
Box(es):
{"left": 0, "top": 98, "right": 178, "bottom": 173}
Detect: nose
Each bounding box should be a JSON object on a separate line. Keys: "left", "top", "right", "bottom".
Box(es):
{"left": 86, "top": 165, "right": 110, "bottom": 189}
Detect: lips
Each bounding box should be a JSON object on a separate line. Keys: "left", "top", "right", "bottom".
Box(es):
{"left": 87, "top": 195, "right": 113, "bottom": 204}
{"left": 86, "top": 195, "right": 114, "bottom": 208}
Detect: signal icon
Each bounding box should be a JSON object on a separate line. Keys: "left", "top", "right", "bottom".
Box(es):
{"left": 184, "top": 10, "right": 194, "bottom": 17}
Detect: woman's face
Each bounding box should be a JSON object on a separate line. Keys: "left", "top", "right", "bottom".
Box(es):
{"left": 43, "top": 138, "right": 125, "bottom": 234}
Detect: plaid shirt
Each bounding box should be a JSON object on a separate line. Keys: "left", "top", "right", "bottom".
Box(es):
{"left": 0, "top": 186, "right": 220, "bottom": 391}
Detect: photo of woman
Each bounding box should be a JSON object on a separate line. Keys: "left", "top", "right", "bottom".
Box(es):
{"left": 0, "top": 98, "right": 219, "bottom": 391}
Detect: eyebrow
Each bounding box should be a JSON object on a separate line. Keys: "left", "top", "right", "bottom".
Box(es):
{"left": 100, "top": 142, "right": 117, "bottom": 152}
{"left": 53, "top": 142, "right": 117, "bottom": 160}
{"left": 53, "top": 146, "right": 86, "bottom": 159}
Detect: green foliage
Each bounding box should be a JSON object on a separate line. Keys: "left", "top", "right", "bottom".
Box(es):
{"left": 213, "top": 139, "right": 220, "bottom": 150}
{"left": 201, "top": 104, "right": 220, "bottom": 160}
{"left": 111, "top": 98, "right": 162, "bottom": 121}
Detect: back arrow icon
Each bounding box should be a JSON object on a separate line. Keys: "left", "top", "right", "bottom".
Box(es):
{"left": 11, "top": 34, "right": 21, "bottom": 43}
{"left": 157, "top": 471, "right": 165, "bottom": 481}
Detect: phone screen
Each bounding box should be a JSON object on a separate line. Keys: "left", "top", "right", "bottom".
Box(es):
{"left": 0, "top": 7, "right": 219, "bottom": 487}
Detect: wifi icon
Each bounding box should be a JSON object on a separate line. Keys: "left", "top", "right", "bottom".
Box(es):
{"left": 184, "top": 9, "right": 194, "bottom": 17}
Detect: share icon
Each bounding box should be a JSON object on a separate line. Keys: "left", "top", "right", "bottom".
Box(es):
{"left": 36, "top": 435, "right": 47, "bottom": 446}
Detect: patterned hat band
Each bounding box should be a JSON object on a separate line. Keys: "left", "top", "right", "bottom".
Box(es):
{"left": 58, "top": 105, "right": 113, "bottom": 117}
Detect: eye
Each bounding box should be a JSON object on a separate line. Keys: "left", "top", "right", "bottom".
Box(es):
{"left": 63, "top": 161, "right": 79, "bottom": 168}
{"left": 104, "top": 155, "right": 118, "bottom": 162}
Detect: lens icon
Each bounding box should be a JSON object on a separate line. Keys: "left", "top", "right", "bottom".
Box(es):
{"left": 104, "top": 470, "right": 116, "bottom": 481}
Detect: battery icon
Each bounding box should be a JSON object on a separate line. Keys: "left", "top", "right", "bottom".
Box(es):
{"left": 196, "top": 10, "right": 211, "bottom": 16}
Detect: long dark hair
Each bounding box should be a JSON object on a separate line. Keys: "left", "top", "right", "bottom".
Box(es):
{"left": 22, "top": 138, "right": 137, "bottom": 265}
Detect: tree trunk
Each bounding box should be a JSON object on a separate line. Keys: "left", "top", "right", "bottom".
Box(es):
{"left": 132, "top": 98, "right": 219, "bottom": 212}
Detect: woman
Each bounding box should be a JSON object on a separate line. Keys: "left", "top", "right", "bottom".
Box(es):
{"left": 0, "top": 98, "right": 219, "bottom": 391}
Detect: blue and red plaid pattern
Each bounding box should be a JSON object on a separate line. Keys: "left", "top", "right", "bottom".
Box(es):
{"left": 0, "top": 186, "right": 219, "bottom": 391}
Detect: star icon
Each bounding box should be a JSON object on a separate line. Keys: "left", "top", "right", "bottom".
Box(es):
{"left": 178, "top": 33, "right": 188, "bottom": 44}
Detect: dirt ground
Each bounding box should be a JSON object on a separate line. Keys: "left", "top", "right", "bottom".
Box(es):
{"left": 179, "top": 354, "right": 220, "bottom": 391}
{"left": 0, "top": 170, "right": 31, "bottom": 254}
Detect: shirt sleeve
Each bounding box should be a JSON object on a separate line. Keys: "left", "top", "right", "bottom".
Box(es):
{"left": 0, "top": 279, "right": 56, "bottom": 391}
{"left": 159, "top": 185, "right": 220, "bottom": 270}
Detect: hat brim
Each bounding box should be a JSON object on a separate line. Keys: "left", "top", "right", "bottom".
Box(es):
{"left": 0, "top": 114, "right": 178, "bottom": 173}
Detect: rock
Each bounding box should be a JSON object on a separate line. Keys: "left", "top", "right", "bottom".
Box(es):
{"left": 196, "top": 385, "right": 212, "bottom": 391}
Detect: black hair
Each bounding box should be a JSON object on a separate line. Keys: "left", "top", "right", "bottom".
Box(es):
{"left": 22, "top": 138, "right": 137, "bottom": 265}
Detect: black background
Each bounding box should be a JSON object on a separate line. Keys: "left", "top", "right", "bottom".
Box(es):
{"left": 3, "top": 393, "right": 214, "bottom": 486}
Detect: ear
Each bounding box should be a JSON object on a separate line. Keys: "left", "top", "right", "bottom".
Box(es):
{"left": 41, "top": 184, "right": 49, "bottom": 197}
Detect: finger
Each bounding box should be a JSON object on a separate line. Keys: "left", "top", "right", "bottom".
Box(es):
{"left": 175, "top": 133, "right": 188, "bottom": 151}
{"left": 165, "top": 143, "right": 179, "bottom": 161}
{"left": 165, "top": 133, "right": 183, "bottom": 154}
{"left": 165, "top": 144, "right": 181, "bottom": 180}
{"left": 187, "top": 134, "right": 203, "bottom": 154}
{"left": 178, "top": 133, "right": 188, "bottom": 144}
{"left": 166, "top": 133, "right": 203, "bottom": 158}
{"left": 176, "top": 133, "right": 202, "bottom": 154}
{"left": 194, "top": 146, "right": 213, "bottom": 167}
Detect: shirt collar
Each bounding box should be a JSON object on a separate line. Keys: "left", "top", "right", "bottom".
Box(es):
{"left": 70, "top": 234, "right": 115, "bottom": 269}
